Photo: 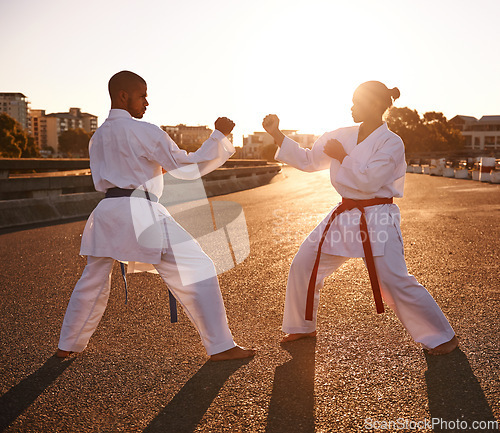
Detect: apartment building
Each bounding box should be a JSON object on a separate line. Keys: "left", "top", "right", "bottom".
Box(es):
{"left": 242, "top": 130, "right": 318, "bottom": 158}
{"left": 450, "top": 115, "right": 500, "bottom": 151}
{"left": 30, "top": 107, "right": 98, "bottom": 153}
{"left": 161, "top": 124, "right": 233, "bottom": 149}
{"left": 0, "top": 92, "right": 30, "bottom": 131}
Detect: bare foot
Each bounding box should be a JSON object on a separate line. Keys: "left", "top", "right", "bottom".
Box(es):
{"left": 210, "top": 345, "right": 256, "bottom": 362}
{"left": 427, "top": 335, "right": 459, "bottom": 355}
{"left": 281, "top": 331, "right": 317, "bottom": 343}
{"left": 56, "top": 349, "right": 75, "bottom": 358}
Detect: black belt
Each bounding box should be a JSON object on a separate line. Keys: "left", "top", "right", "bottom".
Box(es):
{"left": 105, "top": 187, "right": 159, "bottom": 203}
{"left": 103, "top": 186, "right": 177, "bottom": 323}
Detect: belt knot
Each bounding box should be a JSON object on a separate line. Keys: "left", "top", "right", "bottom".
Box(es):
{"left": 305, "top": 197, "right": 394, "bottom": 320}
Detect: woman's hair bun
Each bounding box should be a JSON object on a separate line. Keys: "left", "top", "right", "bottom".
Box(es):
{"left": 389, "top": 87, "right": 400, "bottom": 100}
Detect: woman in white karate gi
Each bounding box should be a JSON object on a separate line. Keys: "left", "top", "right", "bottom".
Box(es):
{"left": 57, "top": 71, "right": 255, "bottom": 361}
{"left": 262, "top": 81, "right": 458, "bottom": 355}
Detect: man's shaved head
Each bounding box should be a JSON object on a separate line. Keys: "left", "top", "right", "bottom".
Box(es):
{"left": 108, "top": 70, "right": 146, "bottom": 101}
{"left": 108, "top": 71, "right": 149, "bottom": 118}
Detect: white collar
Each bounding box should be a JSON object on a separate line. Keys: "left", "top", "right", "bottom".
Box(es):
{"left": 356, "top": 122, "right": 388, "bottom": 144}
{"left": 107, "top": 109, "right": 133, "bottom": 119}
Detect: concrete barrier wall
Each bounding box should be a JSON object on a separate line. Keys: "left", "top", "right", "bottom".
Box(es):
{"left": 0, "top": 158, "right": 269, "bottom": 178}
{"left": 0, "top": 163, "right": 282, "bottom": 230}
{"left": 0, "top": 174, "right": 94, "bottom": 200}
{"left": 0, "top": 192, "right": 104, "bottom": 229}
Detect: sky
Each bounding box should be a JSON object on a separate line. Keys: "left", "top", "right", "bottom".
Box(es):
{"left": 1, "top": 0, "right": 499, "bottom": 146}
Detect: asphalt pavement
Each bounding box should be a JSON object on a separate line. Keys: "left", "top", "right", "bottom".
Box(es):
{"left": 1, "top": 167, "right": 499, "bottom": 432}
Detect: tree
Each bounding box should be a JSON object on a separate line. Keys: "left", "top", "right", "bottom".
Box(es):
{"left": 386, "top": 107, "right": 427, "bottom": 153}
{"left": 0, "top": 113, "right": 40, "bottom": 158}
{"left": 58, "top": 128, "right": 93, "bottom": 157}
{"left": 22, "top": 136, "right": 39, "bottom": 157}
{"left": 386, "top": 107, "right": 464, "bottom": 154}
{"left": 422, "top": 111, "right": 464, "bottom": 152}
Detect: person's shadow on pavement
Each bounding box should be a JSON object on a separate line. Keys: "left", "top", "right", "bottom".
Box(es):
{"left": 424, "top": 348, "right": 499, "bottom": 433}
{"left": 0, "top": 355, "right": 75, "bottom": 431}
{"left": 143, "top": 357, "right": 251, "bottom": 433}
{"left": 265, "top": 337, "right": 316, "bottom": 433}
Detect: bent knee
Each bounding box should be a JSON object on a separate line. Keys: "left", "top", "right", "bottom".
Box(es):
{"left": 292, "top": 241, "right": 318, "bottom": 265}
{"left": 379, "top": 275, "right": 431, "bottom": 303}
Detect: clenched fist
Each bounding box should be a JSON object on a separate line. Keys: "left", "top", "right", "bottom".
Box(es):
{"left": 262, "top": 114, "right": 280, "bottom": 135}
{"left": 215, "top": 117, "right": 235, "bottom": 136}
{"left": 262, "top": 114, "right": 285, "bottom": 145}
{"left": 323, "top": 138, "right": 347, "bottom": 163}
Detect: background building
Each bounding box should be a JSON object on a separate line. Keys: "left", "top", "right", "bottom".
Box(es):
{"left": 0, "top": 92, "right": 30, "bottom": 131}
{"left": 450, "top": 115, "right": 500, "bottom": 151}
{"left": 242, "top": 130, "right": 318, "bottom": 158}
{"left": 30, "top": 110, "right": 50, "bottom": 149}
{"left": 161, "top": 124, "right": 233, "bottom": 150}
{"left": 29, "top": 107, "right": 98, "bottom": 154}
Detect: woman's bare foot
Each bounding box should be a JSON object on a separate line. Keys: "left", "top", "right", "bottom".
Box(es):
{"left": 281, "top": 331, "right": 317, "bottom": 343}
{"left": 56, "top": 349, "right": 75, "bottom": 358}
{"left": 210, "top": 345, "right": 256, "bottom": 362}
{"left": 427, "top": 335, "right": 459, "bottom": 355}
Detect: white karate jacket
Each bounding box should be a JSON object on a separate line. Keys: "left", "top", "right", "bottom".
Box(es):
{"left": 276, "top": 123, "right": 407, "bottom": 257}
{"left": 80, "top": 109, "right": 235, "bottom": 264}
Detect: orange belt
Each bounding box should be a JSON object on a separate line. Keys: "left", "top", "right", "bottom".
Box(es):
{"left": 305, "top": 197, "right": 394, "bottom": 321}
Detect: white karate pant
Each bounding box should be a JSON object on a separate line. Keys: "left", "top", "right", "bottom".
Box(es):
{"left": 282, "top": 223, "right": 455, "bottom": 349}
{"left": 58, "top": 236, "right": 236, "bottom": 356}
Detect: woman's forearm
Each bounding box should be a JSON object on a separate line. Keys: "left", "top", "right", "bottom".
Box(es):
{"left": 271, "top": 130, "right": 285, "bottom": 146}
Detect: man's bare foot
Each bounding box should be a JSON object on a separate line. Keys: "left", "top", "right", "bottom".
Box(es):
{"left": 56, "top": 349, "right": 75, "bottom": 358}
{"left": 210, "top": 345, "right": 256, "bottom": 362}
{"left": 427, "top": 335, "right": 459, "bottom": 355}
{"left": 281, "top": 331, "right": 317, "bottom": 343}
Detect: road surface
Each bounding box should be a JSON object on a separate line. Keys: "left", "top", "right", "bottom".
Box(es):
{"left": 1, "top": 167, "right": 499, "bottom": 432}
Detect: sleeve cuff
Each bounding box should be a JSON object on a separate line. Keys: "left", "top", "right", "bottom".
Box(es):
{"left": 211, "top": 129, "right": 226, "bottom": 141}
{"left": 340, "top": 155, "right": 355, "bottom": 170}
{"left": 335, "top": 155, "right": 356, "bottom": 186}
{"left": 211, "top": 130, "right": 235, "bottom": 155}
{"left": 222, "top": 137, "right": 235, "bottom": 155}
{"left": 275, "top": 136, "right": 297, "bottom": 164}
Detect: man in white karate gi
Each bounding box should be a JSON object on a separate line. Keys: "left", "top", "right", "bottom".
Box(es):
{"left": 262, "top": 81, "right": 458, "bottom": 356}
{"left": 56, "top": 70, "right": 255, "bottom": 362}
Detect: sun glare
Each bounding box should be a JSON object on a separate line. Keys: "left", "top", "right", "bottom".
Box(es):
{"left": 1, "top": 0, "right": 499, "bottom": 146}
{"left": 231, "top": 0, "right": 406, "bottom": 139}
